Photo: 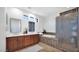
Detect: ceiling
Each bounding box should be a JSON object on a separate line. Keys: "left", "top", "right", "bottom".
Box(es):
{"left": 18, "top": 7, "right": 75, "bottom": 16}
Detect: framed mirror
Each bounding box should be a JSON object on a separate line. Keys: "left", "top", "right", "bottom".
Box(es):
{"left": 10, "top": 18, "right": 21, "bottom": 33}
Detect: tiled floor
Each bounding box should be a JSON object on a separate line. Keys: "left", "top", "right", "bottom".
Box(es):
{"left": 16, "top": 44, "right": 43, "bottom": 52}
{"left": 38, "top": 42, "right": 62, "bottom": 52}
{"left": 16, "top": 42, "right": 62, "bottom": 52}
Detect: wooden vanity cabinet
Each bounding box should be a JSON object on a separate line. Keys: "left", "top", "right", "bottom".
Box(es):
{"left": 30, "top": 35, "right": 35, "bottom": 45}
{"left": 6, "top": 37, "right": 18, "bottom": 52}
{"left": 24, "top": 35, "right": 31, "bottom": 47}
{"left": 17, "top": 36, "right": 24, "bottom": 49}
{"left": 36, "top": 34, "right": 40, "bottom": 43}
{"left": 6, "top": 34, "right": 40, "bottom": 52}
{"left": 33, "top": 34, "right": 40, "bottom": 43}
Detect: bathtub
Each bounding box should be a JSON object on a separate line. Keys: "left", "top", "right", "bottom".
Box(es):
{"left": 42, "top": 34, "right": 56, "bottom": 38}
{"left": 40, "top": 34, "right": 57, "bottom": 47}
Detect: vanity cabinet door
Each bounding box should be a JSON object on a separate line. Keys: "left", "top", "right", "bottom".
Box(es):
{"left": 17, "top": 36, "right": 24, "bottom": 49}
{"left": 36, "top": 35, "right": 40, "bottom": 43}
{"left": 6, "top": 37, "right": 18, "bottom": 52}
{"left": 30, "top": 35, "right": 34, "bottom": 45}
{"left": 33, "top": 35, "right": 40, "bottom": 43}
{"left": 13, "top": 38, "right": 18, "bottom": 51}
{"left": 33, "top": 35, "right": 37, "bottom": 43}
{"left": 22, "top": 37, "right": 25, "bottom": 47}
{"left": 24, "top": 36, "right": 31, "bottom": 47}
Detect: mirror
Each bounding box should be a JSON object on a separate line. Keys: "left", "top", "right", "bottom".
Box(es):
{"left": 29, "top": 21, "right": 35, "bottom": 32}
{"left": 10, "top": 18, "right": 21, "bottom": 33}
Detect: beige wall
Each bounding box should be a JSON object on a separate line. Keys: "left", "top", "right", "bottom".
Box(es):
{"left": 0, "top": 7, "right": 6, "bottom": 52}
{"left": 44, "top": 14, "right": 57, "bottom": 33}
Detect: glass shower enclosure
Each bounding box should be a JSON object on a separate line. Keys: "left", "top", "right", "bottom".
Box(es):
{"left": 56, "top": 8, "right": 79, "bottom": 51}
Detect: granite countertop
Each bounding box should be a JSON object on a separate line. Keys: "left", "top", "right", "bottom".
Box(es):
{"left": 6, "top": 32, "right": 43, "bottom": 37}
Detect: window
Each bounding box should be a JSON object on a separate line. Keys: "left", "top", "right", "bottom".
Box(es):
{"left": 10, "top": 18, "right": 21, "bottom": 33}
{"left": 29, "top": 21, "right": 35, "bottom": 32}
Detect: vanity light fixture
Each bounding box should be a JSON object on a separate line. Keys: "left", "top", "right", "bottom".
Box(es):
{"left": 23, "top": 15, "right": 28, "bottom": 20}
{"left": 36, "top": 18, "right": 38, "bottom": 22}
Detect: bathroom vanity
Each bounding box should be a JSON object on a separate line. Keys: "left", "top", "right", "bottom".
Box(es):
{"left": 6, "top": 34, "right": 40, "bottom": 52}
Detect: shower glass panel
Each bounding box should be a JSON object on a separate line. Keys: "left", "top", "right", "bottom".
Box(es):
{"left": 56, "top": 12, "right": 78, "bottom": 51}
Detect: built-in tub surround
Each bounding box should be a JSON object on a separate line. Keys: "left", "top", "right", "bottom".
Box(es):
{"left": 40, "top": 34, "right": 58, "bottom": 48}
{"left": 42, "top": 34, "right": 56, "bottom": 39}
